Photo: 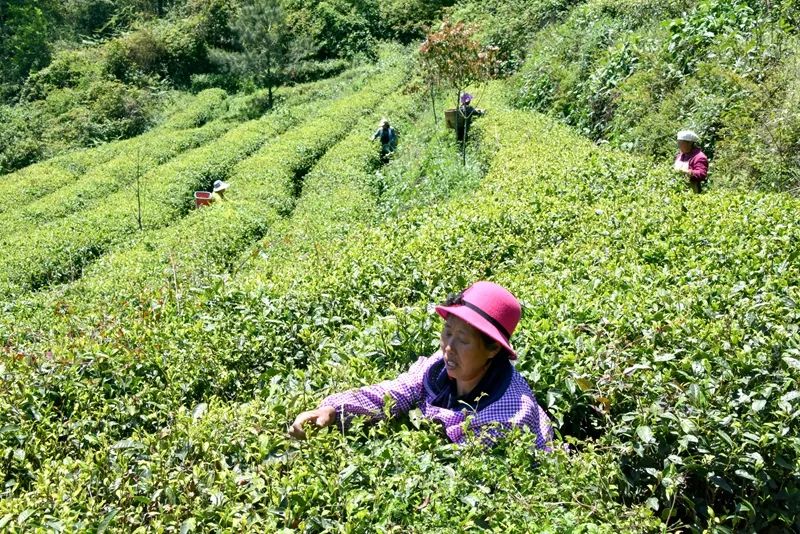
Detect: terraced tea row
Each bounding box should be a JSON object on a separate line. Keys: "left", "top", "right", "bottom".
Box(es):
{"left": 1, "top": 64, "right": 798, "bottom": 532}
{"left": 0, "top": 53, "right": 412, "bottom": 501}
{"left": 0, "top": 122, "right": 232, "bottom": 241}
{"left": 24, "top": 52, "right": 409, "bottom": 318}
{"left": 0, "top": 89, "right": 234, "bottom": 210}
{"left": 0, "top": 68, "right": 373, "bottom": 223}
{"left": 147, "top": 103, "right": 798, "bottom": 529}
{"left": 0, "top": 65, "right": 394, "bottom": 298}
{"left": 0, "top": 144, "right": 133, "bottom": 217}
{"left": 0, "top": 70, "right": 377, "bottom": 242}
{"left": 0, "top": 91, "right": 673, "bottom": 531}
{"left": 161, "top": 88, "right": 229, "bottom": 130}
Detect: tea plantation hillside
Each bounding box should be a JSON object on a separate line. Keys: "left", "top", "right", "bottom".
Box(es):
{"left": 0, "top": 48, "right": 799, "bottom": 533}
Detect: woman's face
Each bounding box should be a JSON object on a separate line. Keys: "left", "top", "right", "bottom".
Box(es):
{"left": 677, "top": 140, "right": 693, "bottom": 154}
{"left": 440, "top": 315, "right": 500, "bottom": 384}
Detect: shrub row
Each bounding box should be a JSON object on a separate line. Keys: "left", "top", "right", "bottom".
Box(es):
{"left": 56, "top": 56, "right": 409, "bottom": 317}
{"left": 0, "top": 141, "right": 132, "bottom": 215}
{"left": 0, "top": 86, "right": 668, "bottom": 531}
{"left": 236, "top": 96, "right": 490, "bottom": 296}
{"left": 1, "top": 79, "right": 798, "bottom": 531}
{"left": 0, "top": 374, "right": 658, "bottom": 532}
{"left": 160, "top": 88, "right": 228, "bottom": 130}
{"left": 171, "top": 99, "right": 799, "bottom": 530}
{"left": 0, "top": 71, "right": 366, "bottom": 242}
{"left": 0, "top": 121, "right": 232, "bottom": 242}
{"left": 0, "top": 63, "right": 371, "bottom": 218}
{"left": 0, "top": 113, "right": 291, "bottom": 296}
{"left": 0, "top": 63, "right": 387, "bottom": 298}
{"left": 0, "top": 53, "right": 411, "bottom": 515}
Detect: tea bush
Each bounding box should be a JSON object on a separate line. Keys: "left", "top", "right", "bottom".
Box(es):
{"left": 202, "top": 97, "right": 799, "bottom": 530}
{"left": 0, "top": 50, "right": 416, "bottom": 511}
{"left": 0, "top": 120, "right": 232, "bottom": 241}
{"left": 0, "top": 62, "right": 386, "bottom": 298}
{"left": 0, "top": 50, "right": 798, "bottom": 534}
{"left": 0, "top": 142, "right": 131, "bottom": 214}
{"left": 0, "top": 72, "right": 364, "bottom": 240}
{"left": 0, "top": 88, "right": 665, "bottom": 531}
{"left": 51, "top": 51, "right": 409, "bottom": 317}
{"left": 161, "top": 88, "right": 229, "bottom": 129}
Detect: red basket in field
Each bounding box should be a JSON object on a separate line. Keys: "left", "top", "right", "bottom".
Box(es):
{"left": 194, "top": 191, "right": 212, "bottom": 208}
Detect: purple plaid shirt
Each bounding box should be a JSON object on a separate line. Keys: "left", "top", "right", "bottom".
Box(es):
{"left": 320, "top": 352, "right": 554, "bottom": 448}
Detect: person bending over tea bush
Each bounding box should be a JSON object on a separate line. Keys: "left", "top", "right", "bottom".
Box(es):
{"left": 211, "top": 180, "right": 230, "bottom": 202}
{"left": 290, "top": 281, "right": 554, "bottom": 447}
{"left": 674, "top": 130, "right": 709, "bottom": 194}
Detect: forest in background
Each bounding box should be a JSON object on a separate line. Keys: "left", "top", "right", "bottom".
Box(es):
{"left": 0, "top": 0, "right": 454, "bottom": 173}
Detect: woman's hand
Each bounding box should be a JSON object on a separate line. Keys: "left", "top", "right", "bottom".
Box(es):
{"left": 289, "top": 406, "right": 336, "bottom": 439}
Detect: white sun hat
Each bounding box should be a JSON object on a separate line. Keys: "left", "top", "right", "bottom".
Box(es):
{"left": 677, "top": 130, "right": 700, "bottom": 143}
{"left": 213, "top": 180, "right": 230, "bottom": 192}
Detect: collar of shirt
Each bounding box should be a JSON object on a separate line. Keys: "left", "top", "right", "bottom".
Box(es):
{"left": 423, "top": 354, "right": 513, "bottom": 411}
{"left": 678, "top": 147, "right": 701, "bottom": 161}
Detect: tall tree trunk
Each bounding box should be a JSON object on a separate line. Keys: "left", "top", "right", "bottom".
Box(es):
{"left": 462, "top": 122, "right": 467, "bottom": 166}
{"left": 458, "top": 89, "right": 466, "bottom": 165}
{"left": 430, "top": 84, "right": 438, "bottom": 125}
{"left": 266, "top": 54, "right": 273, "bottom": 109}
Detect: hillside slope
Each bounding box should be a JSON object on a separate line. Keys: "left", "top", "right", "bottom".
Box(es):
{"left": 451, "top": 0, "right": 800, "bottom": 192}
{"left": 0, "top": 57, "right": 798, "bottom": 532}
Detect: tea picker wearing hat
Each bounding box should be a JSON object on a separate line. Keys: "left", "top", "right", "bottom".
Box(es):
{"left": 455, "top": 93, "right": 484, "bottom": 143}
{"left": 674, "top": 130, "right": 709, "bottom": 194}
{"left": 290, "top": 281, "right": 554, "bottom": 448}
{"left": 371, "top": 118, "right": 397, "bottom": 162}
{"left": 210, "top": 180, "right": 230, "bottom": 203}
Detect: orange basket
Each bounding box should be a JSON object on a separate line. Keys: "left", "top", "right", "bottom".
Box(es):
{"left": 194, "top": 191, "right": 212, "bottom": 208}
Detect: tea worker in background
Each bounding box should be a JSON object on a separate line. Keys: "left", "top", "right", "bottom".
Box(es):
{"left": 210, "top": 180, "right": 229, "bottom": 202}
{"left": 455, "top": 93, "right": 484, "bottom": 143}
{"left": 372, "top": 118, "right": 397, "bottom": 163}
{"left": 674, "top": 130, "right": 709, "bottom": 194}
{"left": 290, "top": 281, "right": 553, "bottom": 448}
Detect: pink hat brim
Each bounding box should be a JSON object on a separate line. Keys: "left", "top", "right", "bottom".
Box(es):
{"left": 435, "top": 305, "right": 517, "bottom": 359}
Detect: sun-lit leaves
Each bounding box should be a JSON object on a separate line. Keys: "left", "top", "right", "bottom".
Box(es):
{"left": 0, "top": 42, "right": 798, "bottom": 534}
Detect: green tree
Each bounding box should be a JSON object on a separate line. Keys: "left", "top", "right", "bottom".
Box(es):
{"left": 377, "top": 0, "right": 456, "bottom": 43}
{"left": 212, "top": 0, "right": 307, "bottom": 108}
{"left": 283, "top": 0, "right": 379, "bottom": 61}
{"left": 0, "top": 0, "right": 60, "bottom": 100}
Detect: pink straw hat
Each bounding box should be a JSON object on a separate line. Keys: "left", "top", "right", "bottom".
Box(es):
{"left": 435, "top": 281, "right": 522, "bottom": 359}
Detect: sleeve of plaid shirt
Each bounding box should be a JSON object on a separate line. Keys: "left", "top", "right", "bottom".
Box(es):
{"left": 319, "top": 356, "right": 432, "bottom": 423}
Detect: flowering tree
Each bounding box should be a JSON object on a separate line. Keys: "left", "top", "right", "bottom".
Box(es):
{"left": 419, "top": 19, "right": 500, "bottom": 121}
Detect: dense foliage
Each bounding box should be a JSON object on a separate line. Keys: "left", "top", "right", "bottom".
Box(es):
{"left": 495, "top": 0, "right": 800, "bottom": 191}
{"left": 210, "top": 0, "right": 306, "bottom": 109}
{"left": 1, "top": 2, "right": 799, "bottom": 533}
{"left": 0, "top": 0, "right": 461, "bottom": 175}
{"left": 0, "top": 44, "right": 798, "bottom": 530}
